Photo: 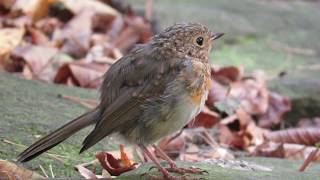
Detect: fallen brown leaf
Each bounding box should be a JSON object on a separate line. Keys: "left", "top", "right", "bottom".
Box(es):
{"left": 0, "top": 159, "right": 45, "bottom": 180}
{"left": 0, "top": 27, "right": 25, "bottom": 60}
{"left": 252, "top": 142, "right": 320, "bottom": 161}
{"left": 212, "top": 66, "right": 242, "bottom": 85}
{"left": 12, "top": 0, "right": 56, "bottom": 22}
{"left": 111, "top": 15, "right": 151, "bottom": 52}
{"left": 96, "top": 145, "right": 137, "bottom": 176}
{"left": 266, "top": 128, "right": 320, "bottom": 146}
{"left": 11, "top": 44, "right": 58, "bottom": 81}
{"left": 61, "top": 0, "right": 118, "bottom": 16}
{"left": 53, "top": 9, "right": 94, "bottom": 58}
{"left": 54, "top": 61, "right": 109, "bottom": 88}
{"left": 258, "top": 92, "right": 291, "bottom": 128}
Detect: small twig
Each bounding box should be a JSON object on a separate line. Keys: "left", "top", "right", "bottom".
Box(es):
{"left": 299, "top": 148, "right": 319, "bottom": 172}
{"left": 75, "top": 159, "right": 99, "bottom": 168}
{"left": 39, "top": 165, "right": 49, "bottom": 178}
{"left": 49, "top": 164, "right": 54, "bottom": 178}
{"left": 2, "top": 139, "right": 65, "bottom": 163}
{"left": 202, "top": 129, "right": 220, "bottom": 148}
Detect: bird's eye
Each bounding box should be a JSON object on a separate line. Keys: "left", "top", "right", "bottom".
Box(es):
{"left": 196, "top": 37, "right": 204, "bottom": 46}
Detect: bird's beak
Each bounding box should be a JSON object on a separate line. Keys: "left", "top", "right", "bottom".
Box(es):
{"left": 210, "top": 32, "right": 224, "bottom": 41}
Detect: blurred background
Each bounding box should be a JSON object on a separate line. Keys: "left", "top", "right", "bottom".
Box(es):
{"left": 0, "top": 0, "right": 319, "bottom": 178}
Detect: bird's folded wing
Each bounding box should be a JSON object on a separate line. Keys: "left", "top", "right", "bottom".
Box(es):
{"left": 80, "top": 48, "right": 184, "bottom": 152}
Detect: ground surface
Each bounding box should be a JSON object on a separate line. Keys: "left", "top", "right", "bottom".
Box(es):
{"left": 0, "top": 72, "right": 121, "bottom": 177}
{"left": 1, "top": 72, "right": 319, "bottom": 179}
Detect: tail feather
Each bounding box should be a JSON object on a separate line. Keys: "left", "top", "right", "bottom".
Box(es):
{"left": 17, "top": 108, "right": 100, "bottom": 162}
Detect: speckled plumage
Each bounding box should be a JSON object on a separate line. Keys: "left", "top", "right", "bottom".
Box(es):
{"left": 17, "top": 22, "right": 223, "bottom": 164}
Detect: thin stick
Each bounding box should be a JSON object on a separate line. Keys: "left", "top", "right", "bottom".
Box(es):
{"left": 3, "top": 139, "right": 65, "bottom": 163}
{"left": 75, "top": 159, "right": 99, "bottom": 168}
{"left": 49, "top": 164, "right": 54, "bottom": 178}
{"left": 202, "top": 129, "right": 220, "bottom": 148}
{"left": 39, "top": 165, "right": 49, "bottom": 178}
{"left": 299, "top": 148, "right": 319, "bottom": 172}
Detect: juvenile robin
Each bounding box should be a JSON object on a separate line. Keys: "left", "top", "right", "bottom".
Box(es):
{"left": 18, "top": 22, "right": 224, "bottom": 179}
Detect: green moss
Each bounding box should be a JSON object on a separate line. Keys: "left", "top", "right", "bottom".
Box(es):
{"left": 0, "top": 72, "right": 120, "bottom": 177}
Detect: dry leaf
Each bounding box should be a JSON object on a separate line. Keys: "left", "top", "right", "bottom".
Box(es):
{"left": 53, "top": 9, "right": 94, "bottom": 58}
{"left": 266, "top": 128, "right": 320, "bottom": 146}
{"left": 96, "top": 145, "right": 137, "bottom": 176}
{"left": 219, "top": 110, "right": 267, "bottom": 149}
{"left": 60, "top": 0, "right": 118, "bottom": 16}
{"left": 212, "top": 66, "right": 241, "bottom": 85}
{"left": 54, "top": 61, "right": 109, "bottom": 88}
{"left": 111, "top": 15, "right": 151, "bottom": 52}
{"left": 252, "top": 142, "right": 320, "bottom": 161}
{"left": 26, "top": 26, "right": 50, "bottom": 45}
{"left": 258, "top": 92, "right": 291, "bottom": 128}
{"left": 0, "top": 28, "right": 25, "bottom": 59}
{"left": 229, "top": 70, "right": 269, "bottom": 115}
{"left": 12, "top": 0, "right": 57, "bottom": 22}
{"left": 0, "top": 159, "right": 45, "bottom": 180}
{"left": 11, "top": 44, "right": 58, "bottom": 81}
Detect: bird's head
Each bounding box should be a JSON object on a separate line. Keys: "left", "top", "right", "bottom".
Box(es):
{"left": 152, "top": 22, "right": 224, "bottom": 62}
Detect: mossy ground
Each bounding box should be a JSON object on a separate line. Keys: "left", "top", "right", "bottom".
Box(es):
{"left": 0, "top": 72, "right": 121, "bottom": 177}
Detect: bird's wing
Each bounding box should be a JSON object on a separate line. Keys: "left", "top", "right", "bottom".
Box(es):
{"left": 80, "top": 46, "right": 183, "bottom": 152}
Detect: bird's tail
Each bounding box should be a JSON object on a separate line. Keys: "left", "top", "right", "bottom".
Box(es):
{"left": 17, "top": 108, "right": 100, "bottom": 162}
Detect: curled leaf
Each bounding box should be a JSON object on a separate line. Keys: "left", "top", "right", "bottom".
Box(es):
{"left": 266, "top": 128, "right": 320, "bottom": 146}
{"left": 96, "top": 145, "right": 137, "bottom": 176}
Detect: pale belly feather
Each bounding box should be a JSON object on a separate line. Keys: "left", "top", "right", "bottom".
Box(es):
{"left": 131, "top": 90, "right": 208, "bottom": 144}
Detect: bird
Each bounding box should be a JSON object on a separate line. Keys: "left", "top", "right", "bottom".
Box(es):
{"left": 17, "top": 22, "right": 224, "bottom": 179}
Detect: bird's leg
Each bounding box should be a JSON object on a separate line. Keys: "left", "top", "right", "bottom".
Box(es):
{"left": 153, "top": 144, "right": 207, "bottom": 175}
{"left": 152, "top": 144, "right": 177, "bottom": 168}
{"left": 139, "top": 144, "right": 190, "bottom": 180}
